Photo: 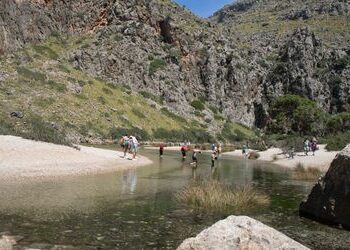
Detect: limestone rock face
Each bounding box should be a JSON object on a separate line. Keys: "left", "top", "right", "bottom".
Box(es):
{"left": 177, "top": 216, "right": 309, "bottom": 250}
{"left": 300, "top": 144, "right": 350, "bottom": 229}
{"left": 0, "top": 0, "right": 349, "bottom": 130}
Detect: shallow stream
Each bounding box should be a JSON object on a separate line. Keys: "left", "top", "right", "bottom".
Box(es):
{"left": 0, "top": 148, "right": 349, "bottom": 249}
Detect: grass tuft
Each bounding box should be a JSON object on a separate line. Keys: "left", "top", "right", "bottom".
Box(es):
{"left": 293, "top": 163, "right": 322, "bottom": 180}
{"left": 175, "top": 180, "right": 269, "bottom": 214}
{"left": 149, "top": 58, "right": 166, "bottom": 76}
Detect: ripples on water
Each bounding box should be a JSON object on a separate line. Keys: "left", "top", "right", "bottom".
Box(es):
{"left": 0, "top": 149, "right": 349, "bottom": 249}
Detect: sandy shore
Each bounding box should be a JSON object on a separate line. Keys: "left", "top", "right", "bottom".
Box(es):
{"left": 0, "top": 135, "right": 152, "bottom": 181}
{"left": 223, "top": 145, "right": 339, "bottom": 171}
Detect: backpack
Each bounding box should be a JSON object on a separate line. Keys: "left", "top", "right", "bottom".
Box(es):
{"left": 119, "top": 137, "right": 124, "bottom": 146}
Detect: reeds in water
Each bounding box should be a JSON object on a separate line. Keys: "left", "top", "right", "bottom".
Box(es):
{"left": 175, "top": 180, "right": 269, "bottom": 214}
{"left": 293, "top": 163, "right": 323, "bottom": 180}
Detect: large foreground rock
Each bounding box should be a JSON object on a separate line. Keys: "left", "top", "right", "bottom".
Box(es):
{"left": 300, "top": 144, "right": 350, "bottom": 229}
{"left": 177, "top": 216, "right": 309, "bottom": 250}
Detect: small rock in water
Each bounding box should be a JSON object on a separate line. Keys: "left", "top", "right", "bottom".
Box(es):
{"left": 96, "top": 236, "right": 105, "bottom": 241}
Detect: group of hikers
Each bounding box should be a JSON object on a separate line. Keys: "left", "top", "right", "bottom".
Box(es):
{"left": 119, "top": 135, "right": 139, "bottom": 159}
{"left": 159, "top": 142, "right": 223, "bottom": 168}
{"left": 119, "top": 135, "right": 319, "bottom": 164}
{"left": 284, "top": 137, "right": 319, "bottom": 159}
{"left": 304, "top": 137, "right": 318, "bottom": 156}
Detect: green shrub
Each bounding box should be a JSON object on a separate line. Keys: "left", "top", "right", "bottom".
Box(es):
{"left": 75, "top": 94, "right": 88, "bottom": 100}
{"left": 46, "top": 80, "right": 67, "bottom": 92}
{"left": 326, "top": 112, "right": 350, "bottom": 134}
{"left": 140, "top": 91, "right": 164, "bottom": 104}
{"left": 98, "top": 96, "right": 107, "bottom": 104}
{"left": 265, "top": 134, "right": 305, "bottom": 152}
{"left": 34, "top": 97, "right": 55, "bottom": 108}
{"left": 1, "top": 113, "right": 69, "bottom": 145}
{"left": 0, "top": 116, "right": 15, "bottom": 135}
{"left": 149, "top": 58, "right": 166, "bottom": 76}
{"left": 152, "top": 128, "right": 213, "bottom": 143}
{"left": 67, "top": 77, "right": 77, "bottom": 83}
{"left": 58, "top": 64, "right": 71, "bottom": 73}
{"left": 198, "top": 96, "right": 207, "bottom": 103}
{"left": 132, "top": 108, "right": 146, "bottom": 119}
{"left": 78, "top": 80, "right": 86, "bottom": 87}
{"left": 17, "top": 67, "right": 47, "bottom": 82}
{"left": 268, "top": 95, "right": 326, "bottom": 136}
{"left": 102, "top": 87, "right": 113, "bottom": 95}
{"left": 333, "top": 56, "right": 349, "bottom": 71}
{"left": 197, "top": 47, "right": 209, "bottom": 59}
{"left": 25, "top": 114, "right": 69, "bottom": 145}
{"left": 108, "top": 127, "right": 150, "bottom": 141}
{"left": 209, "top": 105, "right": 219, "bottom": 114}
{"left": 323, "top": 131, "right": 350, "bottom": 151}
{"left": 168, "top": 48, "right": 181, "bottom": 64}
{"left": 220, "top": 121, "right": 249, "bottom": 143}
{"left": 32, "top": 44, "right": 59, "bottom": 60}
{"left": 214, "top": 113, "right": 226, "bottom": 121}
{"left": 106, "top": 83, "right": 118, "bottom": 89}
{"left": 194, "top": 110, "right": 204, "bottom": 117}
{"left": 191, "top": 99, "right": 205, "bottom": 111}
{"left": 160, "top": 108, "right": 187, "bottom": 123}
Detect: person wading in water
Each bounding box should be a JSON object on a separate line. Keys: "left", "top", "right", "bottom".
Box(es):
{"left": 181, "top": 144, "right": 188, "bottom": 160}
{"left": 190, "top": 146, "right": 201, "bottom": 168}
{"left": 159, "top": 143, "right": 165, "bottom": 158}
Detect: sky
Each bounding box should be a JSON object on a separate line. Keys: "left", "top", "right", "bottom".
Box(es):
{"left": 174, "top": 0, "right": 235, "bottom": 18}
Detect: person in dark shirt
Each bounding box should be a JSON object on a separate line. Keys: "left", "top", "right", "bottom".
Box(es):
{"left": 159, "top": 143, "right": 165, "bottom": 158}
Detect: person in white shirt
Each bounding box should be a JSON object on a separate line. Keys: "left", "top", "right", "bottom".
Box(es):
{"left": 130, "top": 136, "right": 139, "bottom": 159}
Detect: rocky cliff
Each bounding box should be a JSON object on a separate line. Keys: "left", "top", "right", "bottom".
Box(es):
{"left": 0, "top": 0, "right": 349, "bottom": 141}
{"left": 300, "top": 144, "right": 350, "bottom": 229}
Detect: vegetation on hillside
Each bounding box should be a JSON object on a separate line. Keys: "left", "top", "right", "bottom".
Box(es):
{"left": 0, "top": 35, "right": 211, "bottom": 144}
{"left": 266, "top": 95, "right": 350, "bottom": 150}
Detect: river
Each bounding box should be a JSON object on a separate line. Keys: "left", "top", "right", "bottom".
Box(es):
{"left": 0, "top": 148, "right": 349, "bottom": 249}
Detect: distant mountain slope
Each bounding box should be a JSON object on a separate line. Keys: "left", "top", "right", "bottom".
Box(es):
{"left": 0, "top": 0, "right": 349, "bottom": 143}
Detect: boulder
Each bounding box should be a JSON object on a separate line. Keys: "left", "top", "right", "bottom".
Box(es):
{"left": 300, "top": 144, "right": 350, "bottom": 229}
{"left": 0, "top": 235, "right": 15, "bottom": 250}
{"left": 177, "top": 216, "right": 309, "bottom": 250}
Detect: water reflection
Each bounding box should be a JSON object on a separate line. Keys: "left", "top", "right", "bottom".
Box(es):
{"left": 211, "top": 166, "right": 219, "bottom": 180}
{"left": 121, "top": 168, "right": 137, "bottom": 194}
{"left": 191, "top": 167, "right": 197, "bottom": 180}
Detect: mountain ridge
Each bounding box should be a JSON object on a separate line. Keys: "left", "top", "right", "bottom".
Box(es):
{"left": 0, "top": 0, "right": 349, "bottom": 143}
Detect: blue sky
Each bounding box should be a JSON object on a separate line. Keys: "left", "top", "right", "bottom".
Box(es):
{"left": 174, "top": 0, "right": 235, "bottom": 17}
